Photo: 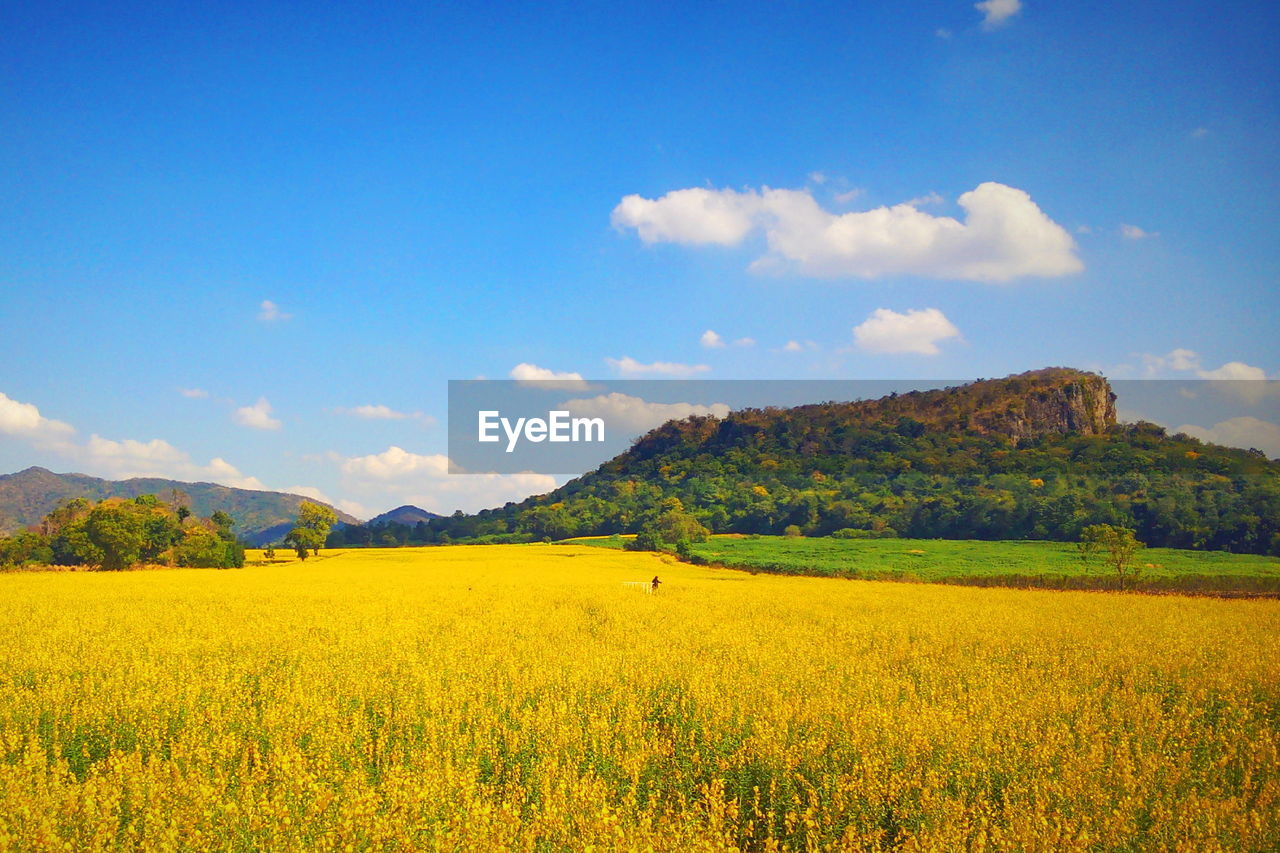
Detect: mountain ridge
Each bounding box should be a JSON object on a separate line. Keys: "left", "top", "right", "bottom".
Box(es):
{"left": 0, "top": 467, "right": 361, "bottom": 545}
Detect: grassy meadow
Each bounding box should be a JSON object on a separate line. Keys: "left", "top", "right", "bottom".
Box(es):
{"left": 0, "top": 544, "right": 1277, "bottom": 850}
{"left": 570, "top": 535, "right": 1280, "bottom": 595}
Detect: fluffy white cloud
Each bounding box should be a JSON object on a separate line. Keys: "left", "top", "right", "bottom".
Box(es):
{"left": 0, "top": 390, "right": 272, "bottom": 491}
{"left": 700, "top": 330, "right": 726, "bottom": 349}
{"left": 233, "top": 397, "right": 282, "bottom": 430}
{"left": 1139, "top": 349, "right": 1269, "bottom": 381}
{"left": 779, "top": 339, "right": 819, "bottom": 353}
{"left": 508, "top": 363, "right": 589, "bottom": 390}
{"left": 336, "top": 445, "right": 560, "bottom": 515}
{"left": 1120, "top": 224, "right": 1155, "bottom": 240}
{"left": 1175, "top": 417, "right": 1280, "bottom": 459}
{"left": 975, "top": 0, "right": 1021, "bottom": 29}
{"left": 561, "top": 392, "right": 730, "bottom": 436}
{"left": 733, "top": 337, "right": 756, "bottom": 348}
{"left": 613, "top": 182, "right": 1081, "bottom": 282}
{"left": 853, "top": 308, "right": 962, "bottom": 355}
{"left": 257, "top": 300, "right": 292, "bottom": 322}
{"left": 346, "top": 404, "right": 405, "bottom": 419}
{"left": 1197, "top": 361, "right": 1267, "bottom": 381}
{"left": 0, "top": 391, "right": 75, "bottom": 448}
{"left": 81, "top": 435, "right": 266, "bottom": 488}
{"left": 178, "top": 388, "right": 209, "bottom": 399}
{"left": 605, "top": 356, "right": 710, "bottom": 378}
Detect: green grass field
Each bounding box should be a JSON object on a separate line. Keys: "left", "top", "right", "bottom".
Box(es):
{"left": 566, "top": 535, "right": 1280, "bottom": 595}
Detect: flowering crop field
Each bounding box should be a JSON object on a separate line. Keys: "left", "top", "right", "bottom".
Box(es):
{"left": 0, "top": 545, "right": 1277, "bottom": 851}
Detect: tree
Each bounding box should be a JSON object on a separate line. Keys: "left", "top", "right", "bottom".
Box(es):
{"left": 1080, "top": 524, "right": 1145, "bottom": 589}
{"left": 285, "top": 527, "right": 324, "bottom": 559}
{"left": 84, "top": 500, "right": 146, "bottom": 571}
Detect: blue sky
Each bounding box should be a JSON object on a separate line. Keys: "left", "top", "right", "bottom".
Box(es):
{"left": 1, "top": 0, "right": 1277, "bottom": 517}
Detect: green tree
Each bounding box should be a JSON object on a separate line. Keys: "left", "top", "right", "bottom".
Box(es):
{"left": 84, "top": 500, "right": 146, "bottom": 571}
{"left": 286, "top": 501, "right": 338, "bottom": 559}
{"left": 1080, "top": 524, "right": 1145, "bottom": 589}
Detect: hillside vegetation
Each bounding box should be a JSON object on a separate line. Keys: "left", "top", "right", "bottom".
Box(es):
{"left": 424, "top": 369, "right": 1280, "bottom": 555}
{"left": 0, "top": 545, "right": 1275, "bottom": 849}
{"left": 0, "top": 467, "right": 358, "bottom": 544}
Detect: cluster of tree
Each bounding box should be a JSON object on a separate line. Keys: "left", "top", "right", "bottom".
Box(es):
{"left": 0, "top": 494, "right": 244, "bottom": 571}
{"left": 624, "top": 498, "right": 710, "bottom": 555}
{"left": 413, "top": 417, "right": 1280, "bottom": 555}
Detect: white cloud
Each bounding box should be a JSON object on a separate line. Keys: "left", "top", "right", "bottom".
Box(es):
{"left": 975, "top": 0, "right": 1022, "bottom": 29}
{"left": 935, "top": 27, "right": 953, "bottom": 39}
{"left": 1139, "top": 349, "right": 1269, "bottom": 381}
{"left": 613, "top": 181, "right": 1081, "bottom": 282}
{"left": 1191, "top": 127, "right": 1210, "bottom": 139}
{"left": 853, "top": 308, "right": 962, "bottom": 356}
{"left": 0, "top": 390, "right": 272, "bottom": 491}
{"left": 1175, "top": 417, "right": 1280, "bottom": 458}
{"left": 81, "top": 435, "right": 267, "bottom": 489}
{"left": 606, "top": 356, "right": 710, "bottom": 378}
{"left": 345, "top": 404, "right": 406, "bottom": 420}
{"left": 808, "top": 171, "right": 827, "bottom": 185}
{"left": 508, "top": 363, "right": 589, "bottom": 390}
{"left": 1197, "top": 361, "right": 1267, "bottom": 381}
{"left": 700, "top": 329, "right": 726, "bottom": 349}
{"left": 0, "top": 391, "right": 76, "bottom": 449}
{"left": 336, "top": 445, "right": 560, "bottom": 515}
{"left": 561, "top": 392, "right": 730, "bottom": 436}
{"left": 779, "top": 340, "right": 818, "bottom": 353}
{"left": 335, "top": 404, "right": 435, "bottom": 424}
{"left": 1076, "top": 224, "right": 1093, "bottom": 234}
{"left": 834, "top": 188, "right": 865, "bottom": 204}
{"left": 1120, "top": 224, "right": 1155, "bottom": 240}
{"left": 178, "top": 388, "right": 209, "bottom": 399}
{"left": 283, "top": 484, "right": 333, "bottom": 504}
{"left": 257, "top": 300, "right": 292, "bottom": 322}
{"left": 905, "top": 192, "right": 945, "bottom": 207}
{"left": 732, "top": 337, "right": 756, "bottom": 348}
{"left": 233, "top": 397, "right": 282, "bottom": 430}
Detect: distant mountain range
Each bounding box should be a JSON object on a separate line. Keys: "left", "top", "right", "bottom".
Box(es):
{"left": 0, "top": 467, "right": 361, "bottom": 546}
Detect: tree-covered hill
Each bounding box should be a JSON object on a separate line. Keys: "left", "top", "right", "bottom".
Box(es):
{"left": 424, "top": 369, "right": 1280, "bottom": 554}
{"left": 0, "top": 467, "right": 360, "bottom": 544}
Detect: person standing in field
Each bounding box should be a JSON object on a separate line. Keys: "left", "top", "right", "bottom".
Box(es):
{"left": 651, "top": 576, "right": 661, "bottom": 593}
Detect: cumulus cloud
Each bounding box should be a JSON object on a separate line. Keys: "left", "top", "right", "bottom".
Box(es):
{"left": 1197, "top": 361, "right": 1267, "bottom": 381}
{"left": 178, "top": 388, "right": 209, "bottom": 399}
{"left": 613, "top": 181, "right": 1081, "bottom": 282}
{"left": 80, "top": 435, "right": 267, "bottom": 488}
{"left": 605, "top": 356, "right": 711, "bottom": 378}
{"left": 853, "top": 308, "right": 962, "bottom": 356}
{"left": 336, "top": 445, "right": 560, "bottom": 515}
{"left": 733, "top": 337, "right": 756, "bottom": 348}
{"left": 0, "top": 391, "right": 76, "bottom": 449}
{"left": 975, "top": 0, "right": 1022, "bottom": 29}
{"left": 700, "top": 330, "right": 726, "bottom": 349}
{"left": 1120, "top": 224, "right": 1155, "bottom": 240}
{"left": 508, "top": 363, "right": 589, "bottom": 391}
{"left": 257, "top": 300, "right": 292, "bottom": 322}
{"left": 1139, "top": 349, "right": 1269, "bottom": 381}
{"left": 778, "top": 340, "right": 818, "bottom": 353}
{"left": 233, "top": 397, "right": 282, "bottom": 430}
{"left": 0, "top": 390, "right": 272, "bottom": 491}
{"left": 1175, "top": 417, "right": 1280, "bottom": 459}
{"left": 561, "top": 393, "right": 731, "bottom": 437}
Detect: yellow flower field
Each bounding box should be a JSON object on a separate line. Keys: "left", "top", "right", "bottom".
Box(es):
{"left": 0, "top": 545, "right": 1277, "bottom": 851}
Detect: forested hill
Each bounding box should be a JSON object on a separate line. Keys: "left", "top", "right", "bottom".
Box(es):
{"left": 0, "top": 467, "right": 360, "bottom": 544}
{"left": 425, "top": 368, "right": 1280, "bottom": 555}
